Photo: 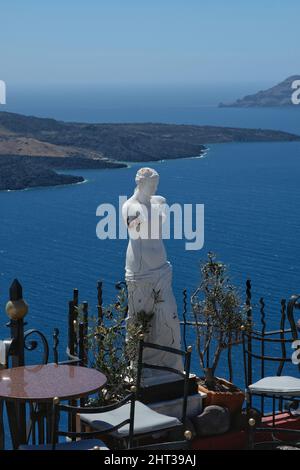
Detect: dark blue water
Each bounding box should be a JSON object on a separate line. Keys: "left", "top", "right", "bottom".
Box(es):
{"left": 0, "top": 92, "right": 300, "bottom": 447}
{"left": 1, "top": 140, "right": 299, "bottom": 373}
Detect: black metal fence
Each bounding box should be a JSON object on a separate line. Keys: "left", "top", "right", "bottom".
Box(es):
{"left": 1, "top": 278, "right": 299, "bottom": 385}
{"left": 66, "top": 279, "right": 300, "bottom": 385}
{"left": 0, "top": 278, "right": 299, "bottom": 449}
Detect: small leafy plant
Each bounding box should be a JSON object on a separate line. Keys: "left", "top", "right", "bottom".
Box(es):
{"left": 77, "top": 287, "right": 155, "bottom": 405}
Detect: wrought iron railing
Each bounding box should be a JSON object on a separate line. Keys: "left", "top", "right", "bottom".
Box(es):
{"left": 1, "top": 277, "right": 299, "bottom": 449}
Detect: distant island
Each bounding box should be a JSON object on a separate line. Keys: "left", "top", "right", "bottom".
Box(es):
{"left": 219, "top": 75, "right": 300, "bottom": 108}
{"left": 0, "top": 110, "right": 300, "bottom": 190}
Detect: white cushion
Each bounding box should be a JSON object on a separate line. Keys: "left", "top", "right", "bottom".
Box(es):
{"left": 249, "top": 376, "right": 300, "bottom": 395}
{"left": 80, "top": 400, "right": 180, "bottom": 437}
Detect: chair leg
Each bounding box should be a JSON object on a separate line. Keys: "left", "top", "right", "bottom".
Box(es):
{"left": 248, "top": 419, "right": 256, "bottom": 450}
{"left": 272, "top": 397, "right": 276, "bottom": 427}
{"left": 245, "top": 391, "right": 251, "bottom": 417}
{"left": 76, "top": 414, "right": 82, "bottom": 434}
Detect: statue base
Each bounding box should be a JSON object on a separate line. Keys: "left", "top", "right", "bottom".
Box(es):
{"left": 149, "top": 391, "right": 207, "bottom": 420}
{"left": 139, "top": 373, "right": 198, "bottom": 404}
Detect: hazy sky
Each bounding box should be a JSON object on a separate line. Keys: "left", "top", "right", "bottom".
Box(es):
{"left": 0, "top": 0, "right": 299, "bottom": 86}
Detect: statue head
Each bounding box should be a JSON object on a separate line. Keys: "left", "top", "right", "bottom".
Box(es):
{"left": 135, "top": 167, "right": 159, "bottom": 197}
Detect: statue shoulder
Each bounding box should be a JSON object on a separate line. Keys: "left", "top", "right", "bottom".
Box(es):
{"left": 122, "top": 196, "right": 140, "bottom": 216}
{"left": 122, "top": 196, "right": 143, "bottom": 228}
{"left": 151, "top": 195, "right": 166, "bottom": 205}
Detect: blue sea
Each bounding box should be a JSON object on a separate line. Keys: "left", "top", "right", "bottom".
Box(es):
{"left": 0, "top": 85, "right": 300, "bottom": 397}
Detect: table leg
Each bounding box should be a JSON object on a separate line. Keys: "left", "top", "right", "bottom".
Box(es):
{"left": 27, "top": 403, "right": 38, "bottom": 445}
{"left": 37, "top": 404, "right": 45, "bottom": 444}
{"left": 69, "top": 399, "right": 77, "bottom": 440}
{"left": 7, "top": 400, "right": 27, "bottom": 448}
{"left": 25, "top": 402, "right": 53, "bottom": 447}
{"left": 46, "top": 402, "right": 53, "bottom": 444}
{"left": 20, "top": 402, "right": 27, "bottom": 444}
{"left": 36, "top": 403, "right": 54, "bottom": 445}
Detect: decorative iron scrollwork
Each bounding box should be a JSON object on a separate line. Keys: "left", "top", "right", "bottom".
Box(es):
{"left": 24, "top": 329, "right": 49, "bottom": 364}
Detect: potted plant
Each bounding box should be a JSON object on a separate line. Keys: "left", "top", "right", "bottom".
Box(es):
{"left": 191, "top": 252, "right": 247, "bottom": 414}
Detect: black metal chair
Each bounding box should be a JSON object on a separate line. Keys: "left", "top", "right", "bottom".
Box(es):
{"left": 80, "top": 337, "right": 192, "bottom": 447}
{"left": 19, "top": 389, "right": 136, "bottom": 451}
{"left": 242, "top": 325, "right": 300, "bottom": 449}
{"left": 248, "top": 416, "right": 300, "bottom": 450}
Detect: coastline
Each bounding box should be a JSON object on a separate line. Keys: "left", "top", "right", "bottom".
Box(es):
{"left": 0, "top": 146, "right": 208, "bottom": 192}
{"left": 0, "top": 154, "right": 127, "bottom": 192}
{"left": 1, "top": 177, "right": 89, "bottom": 194}
{"left": 0, "top": 149, "right": 210, "bottom": 192}
{"left": 1, "top": 110, "right": 300, "bottom": 191}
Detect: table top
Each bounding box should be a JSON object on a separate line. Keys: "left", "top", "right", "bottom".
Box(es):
{"left": 0, "top": 364, "right": 107, "bottom": 402}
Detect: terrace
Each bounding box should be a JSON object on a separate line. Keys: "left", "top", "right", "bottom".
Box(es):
{"left": 0, "top": 275, "right": 299, "bottom": 451}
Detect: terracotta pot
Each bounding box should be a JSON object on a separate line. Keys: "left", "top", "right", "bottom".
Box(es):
{"left": 198, "top": 377, "right": 245, "bottom": 415}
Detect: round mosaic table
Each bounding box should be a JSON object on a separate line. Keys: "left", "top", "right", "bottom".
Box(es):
{"left": 0, "top": 364, "right": 107, "bottom": 448}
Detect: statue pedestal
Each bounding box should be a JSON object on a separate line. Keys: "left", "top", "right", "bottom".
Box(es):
{"left": 149, "top": 390, "right": 207, "bottom": 421}
{"left": 139, "top": 373, "right": 198, "bottom": 404}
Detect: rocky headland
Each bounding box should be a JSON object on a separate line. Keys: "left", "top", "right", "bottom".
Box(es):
{"left": 0, "top": 111, "right": 299, "bottom": 190}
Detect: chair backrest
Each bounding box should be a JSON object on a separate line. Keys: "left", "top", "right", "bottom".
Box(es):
{"left": 136, "top": 337, "right": 192, "bottom": 427}
{"left": 248, "top": 417, "right": 300, "bottom": 450}
{"left": 242, "top": 329, "right": 299, "bottom": 389}
{"left": 51, "top": 389, "right": 136, "bottom": 450}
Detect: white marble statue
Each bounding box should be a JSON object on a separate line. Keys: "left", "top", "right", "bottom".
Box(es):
{"left": 122, "top": 167, "right": 183, "bottom": 384}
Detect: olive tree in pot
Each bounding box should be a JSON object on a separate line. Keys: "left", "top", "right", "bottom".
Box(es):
{"left": 191, "top": 253, "right": 247, "bottom": 414}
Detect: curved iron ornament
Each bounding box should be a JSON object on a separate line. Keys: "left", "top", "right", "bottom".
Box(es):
{"left": 287, "top": 294, "right": 300, "bottom": 373}
{"left": 277, "top": 299, "right": 287, "bottom": 377}
{"left": 287, "top": 294, "right": 300, "bottom": 340}
{"left": 23, "top": 329, "right": 49, "bottom": 364}
{"left": 53, "top": 328, "right": 59, "bottom": 364}
{"left": 182, "top": 289, "right": 188, "bottom": 351}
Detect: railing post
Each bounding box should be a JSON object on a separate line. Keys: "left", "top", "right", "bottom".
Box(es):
{"left": 68, "top": 301, "right": 75, "bottom": 357}
{"left": 278, "top": 299, "right": 286, "bottom": 411}
{"left": 5, "top": 279, "right": 28, "bottom": 447}
{"left": 78, "top": 322, "right": 86, "bottom": 407}
{"left": 97, "top": 281, "right": 103, "bottom": 325}
{"left": 73, "top": 288, "right": 79, "bottom": 309}
{"left": 82, "top": 301, "right": 88, "bottom": 366}
{"left": 53, "top": 328, "right": 59, "bottom": 364}
{"left": 182, "top": 289, "right": 188, "bottom": 351}
{"left": 246, "top": 280, "right": 253, "bottom": 393}
{"left": 97, "top": 282, "right": 103, "bottom": 356}
{"left": 73, "top": 289, "right": 79, "bottom": 356}
{"left": 287, "top": 294, "right": 300, "bottom": 341}
{"left": 287, "top": 294, "right": 300, "bottom": 373}
{"left": 259, "top": 297, "right": 266, "bottom": 414}
{"left": 68, "top": 292, "right": 79, "bottom": 435}
{"left": 6, "top": 279, "right": 28, "bottom": 367}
